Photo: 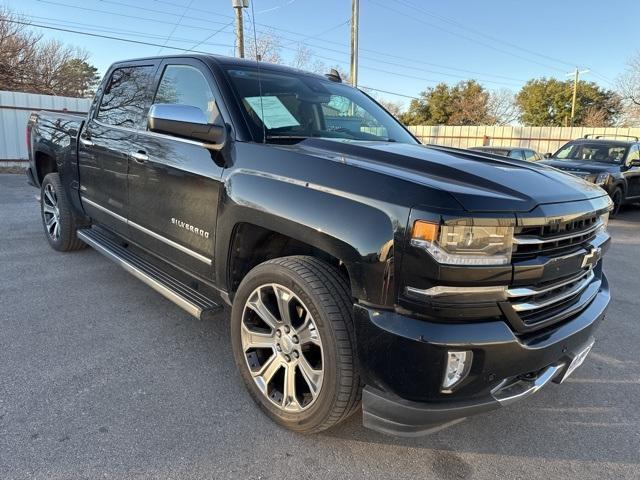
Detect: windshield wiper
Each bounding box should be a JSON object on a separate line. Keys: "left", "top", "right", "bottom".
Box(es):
{"left": 264, "top": 135, "right": 311, "bottom": 143}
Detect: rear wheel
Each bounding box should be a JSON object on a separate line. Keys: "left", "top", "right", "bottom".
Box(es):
{"left": 611, "top": 187, "right": 623, "bottom": 217}
{"left": 40, "top": 173, "right": 86, "bottom": 251}
{"left": 231, "top": 256, "right": 361, "bottom": 433}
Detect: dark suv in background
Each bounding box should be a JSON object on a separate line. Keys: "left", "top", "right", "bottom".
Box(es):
{"left": 540, "top": 135, "right": 640, "bottom": 215}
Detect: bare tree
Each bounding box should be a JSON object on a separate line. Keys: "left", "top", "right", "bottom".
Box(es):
{"left": 290, "top": 43, "right": 312, "bottom": 70}
{"left": 358, "top": 88, "right": 404, "bottom": 119}
{"left": 581, "top": 105, "right": 609, "bottom": 127}
{"left": 245, "top": 31, "right": 282, "bottom": 64}
{"left": 487, "top": 89, "right": 519, "bottom": 125}
{"left": 286, "top": 44, "right": 326, "bottom": 74}
{"left": 0, "top": 7, "right": 99, "bottom": 96}
{"left": 617, "top": 53, "right": 640, "bottom": 126}
{"left": 0, "top": 8, "right": 41, "bottom": 92}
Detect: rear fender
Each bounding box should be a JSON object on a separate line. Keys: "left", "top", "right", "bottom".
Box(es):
{"left": 32, "top": 117, "right": 86, "bottom": 218}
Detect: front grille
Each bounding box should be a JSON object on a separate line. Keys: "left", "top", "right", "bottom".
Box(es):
{"left": 507, "top": 268, "right": 596, "bottom": 327}
{"left": 504, "top": 212, "right": 606, "bottom": 333}
{"left": 512, "top": 214, "right": 600, "bottom": 260}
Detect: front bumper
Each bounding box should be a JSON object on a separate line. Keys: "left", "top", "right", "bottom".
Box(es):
{"left": 356, "top": 273, "right": 610, "bottom": 437}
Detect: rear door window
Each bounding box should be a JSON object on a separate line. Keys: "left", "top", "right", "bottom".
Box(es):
{"left": 96, "top": 65, "right": 156, "bottom": 129}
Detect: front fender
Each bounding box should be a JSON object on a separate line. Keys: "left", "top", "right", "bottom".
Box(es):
{"left": 216, "top": 168, "right": 408, "bottom": 306}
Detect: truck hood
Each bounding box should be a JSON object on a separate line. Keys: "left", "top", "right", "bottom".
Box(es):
{"left": 538, "top": 159, "right": 620, "bottom": 175}
{"left": 292, "top": 139, "right": 606, "bottom": 212}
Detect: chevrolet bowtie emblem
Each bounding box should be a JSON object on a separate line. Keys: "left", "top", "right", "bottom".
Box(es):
{"left": 581, "top": 247, "right": 602, "bottom": 269}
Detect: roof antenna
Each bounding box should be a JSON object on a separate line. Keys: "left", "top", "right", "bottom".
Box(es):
{"left": 248, "top": 1, "right": 266, "bottom": 144}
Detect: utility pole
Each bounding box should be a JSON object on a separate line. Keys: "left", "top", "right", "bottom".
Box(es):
{"left": 232, "top": 0, "right": 249, "bottom": 58}
{"left": 350, "top": 0, "right": 359, "bottom": 87}
{"left": 567, "top": 67, "right": 590, "bottom": 126}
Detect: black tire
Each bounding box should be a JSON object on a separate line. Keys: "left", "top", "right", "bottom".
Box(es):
{"left": 231, "top": 256, "right": 361, "bottom": 433}
{"left": 40, "top": 173, "right": 86, "bottom": 252}
{"left": 611, "top": 187, "right": 623, "bottom": 218}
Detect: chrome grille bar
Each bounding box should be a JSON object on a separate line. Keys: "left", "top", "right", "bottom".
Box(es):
{"left": 513, "top": 220, "right": 603, "bottom": 246}
{"left": 508, "top": 269, "right": 595, "bottom": 313}
{"left": 507, "top": 268, "right": 593, "bottom": 299}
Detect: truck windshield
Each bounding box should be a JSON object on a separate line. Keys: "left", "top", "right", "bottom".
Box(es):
{"left": 553, "top": 142, "right": 628, "bottom": 164}
{"left": 223, "top": 66, "right": 417, "bottom": 144}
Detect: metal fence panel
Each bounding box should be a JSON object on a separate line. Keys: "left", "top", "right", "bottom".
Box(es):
{"left": 408, "top": 125, "right": 640, "bottom": 153}
{"left": 0, "top": 90, "right": 91, "bottom": 161}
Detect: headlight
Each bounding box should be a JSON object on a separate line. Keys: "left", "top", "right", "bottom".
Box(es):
{"left": 594, "top": 173, "right": 610, "bottom": 186}
{"left": 596, "top": 212, "right": 609, "bottom": 233}
{"left": 411, "top": 220, "right": 514, "bottom": 265}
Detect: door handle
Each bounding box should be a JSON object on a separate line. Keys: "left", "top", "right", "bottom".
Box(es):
{"left": 130, "top": 151, "right": 149, "bottom": 163}
{"left": 80, "top": 137, "right": 95, "bottom": 147}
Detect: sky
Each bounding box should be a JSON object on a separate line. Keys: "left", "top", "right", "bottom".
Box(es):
{"left": 3, "top": 0, "right": 639, "bottom": 107}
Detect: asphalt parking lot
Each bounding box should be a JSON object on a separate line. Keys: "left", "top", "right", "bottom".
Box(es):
{"left": 1, "top": 173, "right": 639, "bottom": 480}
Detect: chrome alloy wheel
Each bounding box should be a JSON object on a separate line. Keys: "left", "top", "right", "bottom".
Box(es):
{"left": 42, "top": 183, "right": 61, "bottom": 241}
{"left": 241, "top": 283, "right": 324, "bottom": 413}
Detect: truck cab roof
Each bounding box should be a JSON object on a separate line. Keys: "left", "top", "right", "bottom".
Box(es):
{"left": 110, "top": 53, "right": 333, "bottom": 82}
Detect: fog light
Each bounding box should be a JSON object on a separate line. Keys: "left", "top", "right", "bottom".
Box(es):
{"left": 442, "top": 351, "right": 472, "bottom": 392}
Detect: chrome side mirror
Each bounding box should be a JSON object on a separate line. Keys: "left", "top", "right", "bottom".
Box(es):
{"left": 148, "top": 104, "right": 226, "bottom": 148}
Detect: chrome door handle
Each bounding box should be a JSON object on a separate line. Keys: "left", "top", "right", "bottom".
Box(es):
{"left": 130, "top": 151, "right": 149, "bottom": 163}
{"left": 80, "top": 137, "right": 95, "bottom": 147}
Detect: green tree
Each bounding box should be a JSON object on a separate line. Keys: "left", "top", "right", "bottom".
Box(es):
{"left": 449, "top": 80, "right": 493, "bottom": 125}
{"left": 55, "top": 58, "right": 100, "bottom": 97}
{"left": 516, "top": 78, "right": 621, "bottom": 126}
{"left": 398, "top": 80, "right": 493, "bottom": 125}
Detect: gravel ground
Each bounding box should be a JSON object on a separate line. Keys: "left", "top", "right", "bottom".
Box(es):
{"left": 1, "top": 173, "right": 639, "bottom": 479}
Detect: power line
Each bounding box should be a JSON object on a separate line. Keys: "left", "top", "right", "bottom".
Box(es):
{"left": 589, "top": 70, "right": 615, "bottom": 86}
{"left": 359, "top": 86, "right": 418, "bottom": 99}
{"left": 21, "top": 9, "right": 525, "bottom": 90}
{"left": 6, "top": 18, "right": 231, "bottom": 54}
{"left": 282, "top": 19, "right": 350, "bottom": 47}
{"left": 188, "top": 21, "right": 234, "bottom": 52}
{"left": 354, "top": 47, "right": 528, "bottom": 83}
{"left": 92, "top": 0, "right": 593, "bottom": 86}
{"left": 157, "top": 0, "right": 196, "bottom": 54}
{"left": 23, "top": 15, "right": 234, "bottom": 48}
{"left": 37, "top": 0, "right": 231, "bottom": 33}
{"left": 6, "top": 18, "right": 417, "bottom": 101}
{"left": 29, "top": 3, "right": 525, "bottom": 87}
{"left": 98, "top": 0, "right": 231, "bottom": 28}
{"left": 91, "top": 0, "right": 529, "bottom": 83}
{"left": 391, "top": 0, "right": 580, "bottom": 69}
{"left": 368, "top": 0, "right": 569, "bottom": 73}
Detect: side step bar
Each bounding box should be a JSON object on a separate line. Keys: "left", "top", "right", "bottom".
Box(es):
{"left": 77, "top": 228, "right": 222, "bottom": 320}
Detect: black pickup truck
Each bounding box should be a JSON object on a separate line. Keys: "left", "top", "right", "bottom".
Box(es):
{"left": 26, "top": 54, "right": 612, "bottom": 437}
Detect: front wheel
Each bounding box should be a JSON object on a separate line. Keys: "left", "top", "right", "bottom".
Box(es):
{"left": 231, "top": 256, "right": 361, "bottom": 433}
{"left": 611, "top": 187, "right": 623, "bottom": 218}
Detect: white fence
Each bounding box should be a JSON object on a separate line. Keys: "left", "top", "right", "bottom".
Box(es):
{"left": 407, "top": 125, "right": 640, "bottom": 154}
{"left": 0, "top": 90, "right": 91, "bottom": 163}
{"left": 3, "top": 93, "right": 639, "bottom": 163}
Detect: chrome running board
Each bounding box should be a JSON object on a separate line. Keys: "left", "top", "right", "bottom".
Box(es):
{"left": 77, "top": 228, "right": 221, "bottom": 320}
